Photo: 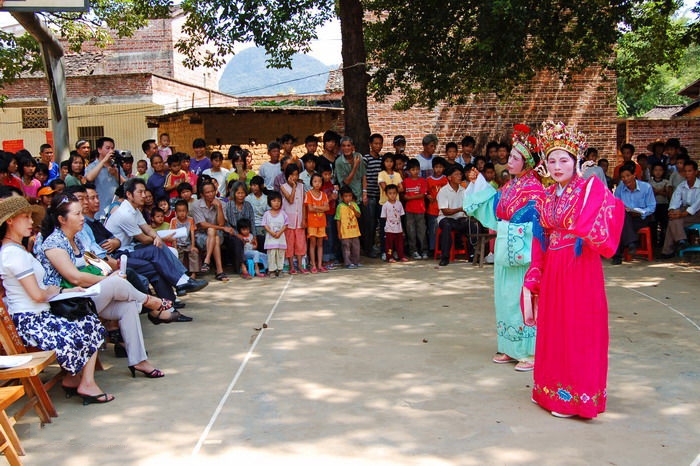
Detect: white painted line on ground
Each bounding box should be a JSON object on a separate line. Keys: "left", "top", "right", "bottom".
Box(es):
{"left": 191, "top": 277, "right": 293, "bottom": 456}
{"left": 624, "top": 287, "right": 700, "bottom": 332}
{"left": 690, "top": 453, "right": 700, "bottom": 466}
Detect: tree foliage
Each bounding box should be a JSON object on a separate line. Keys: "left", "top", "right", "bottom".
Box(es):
{"left": 175, "top": 0, "right": 336, "bottom": 70}
{"left": 363, "top": 0, "right": 696, "bottom": 110}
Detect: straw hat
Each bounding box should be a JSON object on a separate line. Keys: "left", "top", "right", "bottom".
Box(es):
{"left": 0, "top": 196, "right": 44, "bottom": 227}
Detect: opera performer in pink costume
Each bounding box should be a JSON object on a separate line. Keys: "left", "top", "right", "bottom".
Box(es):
{"left": 523, "top": 121, "right": 624, "bottom": 419}
{"left": 464, "top": 125, "right": 545, "bottom": 372}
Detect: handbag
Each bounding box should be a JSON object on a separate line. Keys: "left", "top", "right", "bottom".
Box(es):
{"left": 49, "top": 297, "right": 97, "bottom": 321}
{"left": 60, "top": 251, "right": 112, "bottom": 289}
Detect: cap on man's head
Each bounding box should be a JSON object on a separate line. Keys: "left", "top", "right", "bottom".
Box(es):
{"left": 38, "top": 187, "right": 55, "bottom": 197}
{"left": 393, "top": 135, "right": 406, "bottom": 145}
{"left": 422, "top": 134, "right": 438, "bottom": 146}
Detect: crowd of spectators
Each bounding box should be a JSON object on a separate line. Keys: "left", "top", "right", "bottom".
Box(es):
{"left": 0, "top": 130, "right": 695, "bottom": 403}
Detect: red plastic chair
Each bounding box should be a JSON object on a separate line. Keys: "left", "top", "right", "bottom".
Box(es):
{"left": 624, "top": 226, "right": 653, "bottom": 261}
{"left": 434, "top": 227, "right": 468, "bottom": 261}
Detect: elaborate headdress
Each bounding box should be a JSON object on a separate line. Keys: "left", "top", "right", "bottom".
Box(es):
{"left": 537, "top": 120, "right": 588, "bottom": 160}
{"left": 511, "top": 124, "right": 538, "bottom": 169}
{"left": 536, "top": 120, "right": 589, "bottom": 177}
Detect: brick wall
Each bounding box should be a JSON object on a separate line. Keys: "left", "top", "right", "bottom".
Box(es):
{"left": 625, "top": 118, "right": 700, "bottom": 160}
{"left": 366, "top": 67, "right": 618, "bottom": 161}
{"left": 155, "top": 109, "right": 344, "bottom": 170}
{"left": 3, "top": 75, "right": 153, "bottom": 103}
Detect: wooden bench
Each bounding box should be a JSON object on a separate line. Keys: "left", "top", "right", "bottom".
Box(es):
{"left": 472, "top": 232, "right": 497, "bottom": 268}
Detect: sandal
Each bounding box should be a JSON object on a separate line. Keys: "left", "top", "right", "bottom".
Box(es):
{"left": 78, "top": 391, "right": 115, "bottom": 406}
{"left": 215, "top": 272, "right": 230, "bottom": 282}
{"left": 318, "top": 267, "right": 328, "bottom": 273}
{"left": 310, "top": 267, "right": 318, "bottom": 274}
{"left": 129, "top": 365, "right": 165, "bottom": 378}
{"left": 299, "top": 268, "right": 310, "bottom": 274}
{"left": 515, "top": 360, "right": 535, "bottom": 372}
{"left": 288, "top": 268, "right": 297, "bottom": 275}
{"left": 255, "top": 271, "right": 267, "bottom": 278}
{"left": 201, "top": 262, "right": 210, "bottom": 273}
{"left": 492, "top": 353, "right": 517, "bottom": 364}
{"left": 148, "top": 309, "right": 182, "bottom": 325}
{"left": 241, "top": 272, "right": 253, "bottom": 280}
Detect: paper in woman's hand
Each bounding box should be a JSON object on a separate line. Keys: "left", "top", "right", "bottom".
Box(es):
{"left": 49, "top": 283, "right": 101, "bottom": 302}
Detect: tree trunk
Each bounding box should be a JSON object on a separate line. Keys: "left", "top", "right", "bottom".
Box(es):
{"left": 11, "top": 12, "right": 70, "bottom": 163}
{"left": 338, "top": 0, "right": 370, "bottom": 155}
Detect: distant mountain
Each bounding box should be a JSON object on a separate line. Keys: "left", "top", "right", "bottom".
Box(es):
{"left": 219, "top": 47, "right": 336, "bottom": 96}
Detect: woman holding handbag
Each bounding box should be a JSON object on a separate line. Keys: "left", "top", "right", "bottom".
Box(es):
{"left": 0, "top": 194, "right": 112, "bottom": 405}
{"left": 36, "top": 194, "right": 171, "bottom": 381}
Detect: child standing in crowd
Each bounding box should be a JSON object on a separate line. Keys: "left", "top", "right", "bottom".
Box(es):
{"left": 280, "top": 164, "right": 308, "bottom": 274}
{"left": 649, "top": 162, "right": 672, "bottom": 247}
{"left": 381, "top": 184, "right": 407, "bottom": 262}
{"left": 170, "top": 199, "right": 200, "bottom": 279}
{"left": 245, "top": 175, "right": 269, "bottom": 252}
{"left": 136, "top": 160, "right": 149, "bottom": 181}
{"left": 203, "top": 151, "right": 230, "bottom": 197}
{"left": 180, "top": 154, "right": 199, "bottom": 194}
{"left": 377, "top": 153, "right": 403, "bottom": 259}
{"left": 157, "top": 197, "right": 175, "bottom": 222}
{"left": 299, "top": 153, "right": 317, "bottom": 192}
{"left": 403, "top": 159, "right": 428, "bottom": 259}
{"left": 304, "top": 173, "right": 330, "bottom": 273}
{"left": 34, "top": 163, "right": 49, "bottom": 186}
{"left": 150, "top": 207, "right": 170, "bottom": 233}
{"left": 177, "top": 182, "right": 195, "bottom": 207}
{"left": 426, "top": 157, "right": 448, "bottom": 255}
{"left": 158, "top": 133, "right": 173, "bottom": 161}
{"left": 238, "top": 218, "right": 268, "bottom": 277}
{"left": 18, "top": 155, "right": 40, "bottom": 203}
{"left": 335, "top": 186, "right": 362, "bottom": 269}
{"left": 262, "top": 191, "right": 288, "bottom": 278}
{"left": 483, "top": 163, "right": 499, "bottom": 189}
{"left": 164, "top": 153, "right": 187, "bottom": 199}
{"left": 320, "top": 167, "right": 339, "bottom": 268}
{"left": 259, "top": 142, "right": 282, "bottom": 190}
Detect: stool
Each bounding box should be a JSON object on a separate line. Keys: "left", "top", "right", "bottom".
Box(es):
{"left": 0, "top": 385, "right": 26, "bottom": 462}
{"left": 472, "top": 233, "right": 497, "bottom": 267}
{"left": 434, "top": 227, "right": 468, "bottom": 261}
{"left": 679, "top": 224, "right": 700, "bottom": 258}
{"left": 624, "top": 226, "right": 653, "bottom": 261}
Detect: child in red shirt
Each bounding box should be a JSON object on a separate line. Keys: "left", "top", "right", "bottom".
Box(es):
{"left": 163, "top": 153, "right": 187, "bottom": 199}
{"left": 426, "top": 157, "right": 448, "bottom": 255}
{"left": 403, "top": 159, "right": 428, "bottom": 259}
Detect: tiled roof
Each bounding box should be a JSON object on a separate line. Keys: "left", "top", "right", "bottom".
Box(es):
{"left": 641, "top": 105, "right": 686, "bottom": 119}
{"left": 326, "top": 67, "right": 343, "bottom": 93}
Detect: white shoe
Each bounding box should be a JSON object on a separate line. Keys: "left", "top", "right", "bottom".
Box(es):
{"left": 421, "top": 253, "right": 429, "bottom": 259}
{"left": 381, "top": 253, "right": 386, "bottom": 261}
{"left": 485, "top": 252, "right": 495, "bottom": 264}
{"left": 412, "top": 252, "right": 422, "bottom": 260}
{"left": 551, "top": 411, "right": 575, "bottom": 418}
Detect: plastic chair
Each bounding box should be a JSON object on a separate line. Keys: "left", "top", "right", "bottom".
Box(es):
{"left": 434, "top": 227, "right": 468, "bottom": 261}
{"left": 679, "top": 224, "right": 700, "bottom": 257}
{"left": 624, "top": 226, "right": 653, "bottom": 261}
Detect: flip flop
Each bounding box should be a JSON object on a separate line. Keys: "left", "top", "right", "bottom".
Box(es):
{"left": 215, "top": 272, "right": 230, "bottom": 282}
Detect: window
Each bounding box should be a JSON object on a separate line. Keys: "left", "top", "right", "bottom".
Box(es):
{"left": 21, "top": 107, "right": 49, "bottom": 129}
{"left": 77, "top": 126, "right": 104, "bottom": 151}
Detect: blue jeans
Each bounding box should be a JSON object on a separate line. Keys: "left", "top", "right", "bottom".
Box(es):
{"left": 323, "top": 213, "right": 340, "bottom": 262}
{"left": 361, "top": 197, "right": 380, "bottom": 253}
{"left": 426, "top": 214, "right": 438, "bottom": 252}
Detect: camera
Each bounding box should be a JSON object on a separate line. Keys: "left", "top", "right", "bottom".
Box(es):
{"left": 111, "top": 150, "right": 132, "bottom": 166}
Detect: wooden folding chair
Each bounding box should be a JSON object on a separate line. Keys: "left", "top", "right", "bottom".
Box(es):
{"left": 0, "top": 283, "right": 61, "bottom": 425}
{"left": 0, "top": 386, "right": 27, "bottom": 461}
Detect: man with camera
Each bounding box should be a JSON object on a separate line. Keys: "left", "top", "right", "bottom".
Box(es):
{"left": 85, "top": 136, "right": 127, "bottom": 215}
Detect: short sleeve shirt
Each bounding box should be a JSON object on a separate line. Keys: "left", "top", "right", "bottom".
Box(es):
{"left": 381, "top": 201, "right": 405, "bottom": 233}
{"left": 334, "top": 202, "right": 361, "bottom": 239}
{"left": 437, "top": 183, "right": 466, "bottom": 222}
{"left": 86, "top": 159, "right": 121, "bottom": 214}
{"left": 191, "top": 198, "right": 220, "bottom": 232}
{"left": 304, "top": 190, "right": 328, "bottom": 228}
{"left": 104, "top": 200, "right": 146, "bottom": 251}
{"left": 0, "top": 244, "right": 49, "bottom": 314}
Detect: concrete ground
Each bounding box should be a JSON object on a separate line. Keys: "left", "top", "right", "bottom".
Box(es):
{"left": 14, "top": 256, "right": 700, "bottom": 466}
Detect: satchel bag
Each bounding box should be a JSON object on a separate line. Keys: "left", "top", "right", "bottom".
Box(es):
{"left": 49, "top": 297, "right": 97, "bottom": 321}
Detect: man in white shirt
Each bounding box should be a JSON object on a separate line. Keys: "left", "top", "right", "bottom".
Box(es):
{"left": 106, "top": 178, "right": 207, "bottom": 306}
{"left": 437, "top": 165, "right": 476, "bottom": 266}
{"left": 661, "top": 160, "right": 700, "bottom": 258}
